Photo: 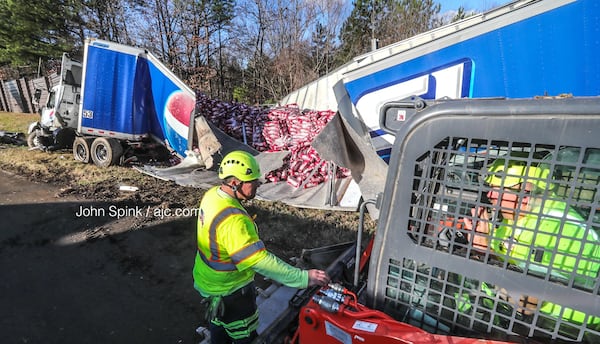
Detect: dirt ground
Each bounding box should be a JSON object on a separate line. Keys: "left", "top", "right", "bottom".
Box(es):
{"left": 0, "top": 169, "right": 205, "bottom": 343}
{"left": 0, "top": 145, "right": 361, "bottom": 344}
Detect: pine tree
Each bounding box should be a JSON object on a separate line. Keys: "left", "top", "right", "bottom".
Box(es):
{"left": 0, "top": 0, "right": 82, "bottom": 68}
{"left": 336, "top": 0, "right": 384, "bottom": 65}
{"left": 336, "top": 0, "right": 442, "bottom": 66}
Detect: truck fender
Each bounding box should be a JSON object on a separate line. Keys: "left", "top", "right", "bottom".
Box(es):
{"left": 27, "top": 121, "right": 41, "bottom": 135}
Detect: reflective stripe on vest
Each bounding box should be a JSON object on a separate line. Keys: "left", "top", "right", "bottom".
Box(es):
{"left": 198, "top": 207, "right": 265, "bottom": 271}
{"left": 231, "top": 240, "right": 265, "bottom": 265}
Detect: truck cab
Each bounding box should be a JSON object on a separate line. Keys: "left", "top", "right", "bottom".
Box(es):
{"left": 28, "top": 54, "right": 82, "bottom": 149}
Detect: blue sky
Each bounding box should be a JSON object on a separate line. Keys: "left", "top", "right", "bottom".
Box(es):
{"left": 438, "top": 0, "right": 513, "bottom": 13}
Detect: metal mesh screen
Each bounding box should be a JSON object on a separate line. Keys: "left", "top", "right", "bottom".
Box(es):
{"left": 382, "top": 136, "right": 600, "bottom": 342}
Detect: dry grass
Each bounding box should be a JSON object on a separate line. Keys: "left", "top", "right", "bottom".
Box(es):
{"left": 0, "top": 111, "right": 161, "bottom": 188}
{"left": 0, "top": 111, "right": 38, "bottom": 132}
{"left": 0, "top": 145, "right": 148, "bottom": 186}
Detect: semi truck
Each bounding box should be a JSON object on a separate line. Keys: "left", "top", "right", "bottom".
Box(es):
{"left": 27, "top": 53, "right": 82, "bottom": 150}
{"left": 28, "top": 38, "right": 196, "bottom": 167}
{"left": 252, "top": 95, "right": 600, "bottom": 343}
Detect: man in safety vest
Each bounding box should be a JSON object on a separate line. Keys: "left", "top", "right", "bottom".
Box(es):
{"left": 192, "top": 150, "right": 330, "bottom": 343}
{"left": 463, "top": 155, "right": 600, "bottom": 326}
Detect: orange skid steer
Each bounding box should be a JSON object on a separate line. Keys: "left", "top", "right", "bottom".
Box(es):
{"left": 294, "top": 283, "right": 513, "bottom": 344}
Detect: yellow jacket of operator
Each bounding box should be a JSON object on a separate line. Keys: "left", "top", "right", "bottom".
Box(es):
{"left": 193, "top": 186, "right": 308, "bottom": 297}
{"left": 193, "top": 186, "right": 267, "bottom": 296}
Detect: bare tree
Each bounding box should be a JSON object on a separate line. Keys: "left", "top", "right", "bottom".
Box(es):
{"left": 232, "top": 0, "right": 345, "bottom": 102}
{"left": 82, "top": 0, "right": 139, "bottom": 44}
{"left": 230, "top": 0, "right": 273, "bottom": 103}
{"left": 262, "top": 0, "right": 318, "bottom": 98}
{"left": 311, "top": 0, "right": 347, "bottom": 76}
{"left": 134, "top": 0, "right": 215, "bottom": 92}
{"left": 178, "top": 0, "right": 216, "bottom": 93}
{"left": 136, "top": 0, "right": 185, "bottom": 67}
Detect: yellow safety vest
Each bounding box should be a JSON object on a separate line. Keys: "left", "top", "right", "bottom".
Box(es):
{"left": 193, "top": 186, "right": 267, "bottom": 296}
{"left": 490, "top": 198, "right": 600, "bottom": 324}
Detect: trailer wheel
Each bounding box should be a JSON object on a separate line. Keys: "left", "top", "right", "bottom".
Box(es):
{"left": 90, "top": 137, "right": 123, "bottom": 167}
{"left": 27, "top": 131, "right": 41, "bottom": 149}
{"left": 73, "top": 137, "right": 94, "bottom": 163}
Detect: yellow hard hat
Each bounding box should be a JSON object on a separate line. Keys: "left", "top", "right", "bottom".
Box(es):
{"left": 218, "top": 150, "right": 261, "bottom": 182}
{"left": 484, "top": 155, "right": 552, "bottom": 192}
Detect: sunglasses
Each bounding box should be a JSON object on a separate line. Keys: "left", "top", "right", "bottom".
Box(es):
{"left": 242, "top": 179, "right": 262, "bottom": 186}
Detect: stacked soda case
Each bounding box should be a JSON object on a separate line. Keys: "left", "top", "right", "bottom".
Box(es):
{"left": 197, "top": 93, "right": 350, "bottom": 189}
{"left": 262, "top": 104, "right": 350, "bottom": 188}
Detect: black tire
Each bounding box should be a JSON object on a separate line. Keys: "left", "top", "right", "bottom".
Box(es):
{"left": 73, "top": 137, "right": 94, "bottom": 163}
{"left": 27, "top": 131, "right": 41, "bottom": 149}
{"left": 90, "top": 137, "right": 124, "bottom": 167}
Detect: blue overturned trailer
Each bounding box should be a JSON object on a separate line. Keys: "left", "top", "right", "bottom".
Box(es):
{"left": 28, "top": 38, "right": 196, "bottom": 167}
{"left": 281, "top": 0, "right": 600, "bottom": 162}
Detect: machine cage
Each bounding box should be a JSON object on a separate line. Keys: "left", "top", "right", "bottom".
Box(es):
{"left": 373, "top": 98, "right": 600, "bottom": 343}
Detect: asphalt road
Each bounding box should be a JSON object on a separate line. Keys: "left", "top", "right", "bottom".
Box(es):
{"left": 0, "top": 170, "right": 203, "bottom": 344}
